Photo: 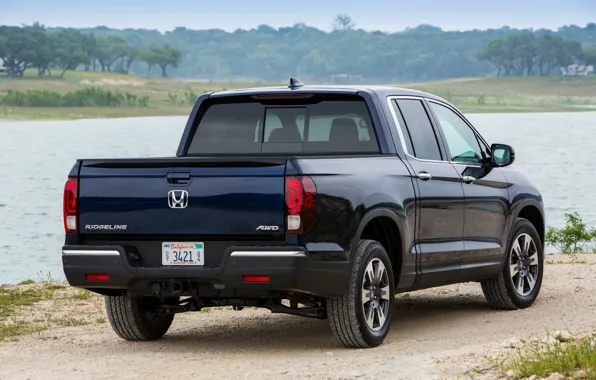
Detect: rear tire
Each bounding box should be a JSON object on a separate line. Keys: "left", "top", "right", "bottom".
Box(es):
{"left": 481, "top": 218, "right": 544, "bottom": 310}
{"left": 327, "top": 239, "right": 395, "bottom": 348}
{"left": 105, "top": 295, "right": 174, "bottom": 341}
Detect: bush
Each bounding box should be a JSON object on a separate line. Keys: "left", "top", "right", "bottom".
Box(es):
{"left": 184, "top": 89, "right": 198, "bottom": 104}
{"left": 545, "top": 212, "right": 596, "bottom": 253}
{"left": 503, "top": 332, "right": 596, "bottom": 379}
{"left": 0, "top": 88, "right": 149, "bottom": 107}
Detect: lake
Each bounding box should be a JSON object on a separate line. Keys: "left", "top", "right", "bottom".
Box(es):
{"left": 1, "top": 112, "right": 595, "bottom": 284}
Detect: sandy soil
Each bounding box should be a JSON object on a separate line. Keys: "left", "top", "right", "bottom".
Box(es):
{"left": 1, "top": 254, "right": 595, "bottom": 380}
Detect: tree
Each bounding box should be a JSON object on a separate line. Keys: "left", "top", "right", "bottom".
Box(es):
{"left": 583, "top": 45, "right": 596, "bottom": 76}
{"left": 147, "top": 44, "right": 182, "bottom": 77}
{"left": 0, "top": 26, "right": 39, "bottom": 77}
{"left": 479, "top": 33, "right": 583, "bottom": 77}
{"left": 2, "top": 22, "right": 596, "bottom": 82}
{"left": 477, "top": 40, "right": 508, "bottom": 76}
{"left": 121, "top": 45, "right": 138, "bottom": 73}
{"left": 333, "top": 14, "right": 355, "bottom": 31}
{"left": 50, "top": 29, "right": 90, "bottom": 78}
{"left": 95, "top": 35, "right": 132, "bottom": 72}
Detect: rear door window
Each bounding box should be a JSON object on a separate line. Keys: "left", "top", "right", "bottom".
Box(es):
{"left": 187, "top": 97, "right": 379, "bottom": 155}
{"left": 393, "top": 99, "right": 442, "bottom": 161}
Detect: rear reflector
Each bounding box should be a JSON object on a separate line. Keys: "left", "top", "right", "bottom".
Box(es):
{"left": 243, "top": 275, "right": 270, "bottom": 283}
{"left": 86, "top": 274, "right": 110, "bottom": 281}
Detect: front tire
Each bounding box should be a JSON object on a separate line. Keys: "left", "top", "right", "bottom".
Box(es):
{"left": 481, "top": 218, "right": 544, "bottom": 310}
{"left": 327, "top": 240, "right": 396, "bottom": 348}
{"left": 105, "top": 295, "right": 175, "bottom": 341}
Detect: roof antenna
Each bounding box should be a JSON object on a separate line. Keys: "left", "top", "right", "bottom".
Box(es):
{"left": 288, "top": 77, "right": 304, "bottom": 90}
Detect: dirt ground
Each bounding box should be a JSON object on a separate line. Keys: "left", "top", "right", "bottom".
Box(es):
{"left": 1, "top": 254, "right": 595, "bottom": 380}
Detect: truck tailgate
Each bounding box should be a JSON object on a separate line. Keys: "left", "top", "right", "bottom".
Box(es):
{"left": 77, "top": 158, "right": 286, "bottom": 236}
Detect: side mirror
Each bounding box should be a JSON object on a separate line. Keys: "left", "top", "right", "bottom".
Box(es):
{"left": 490, "top": 143, "right": 515, "bottom": 167}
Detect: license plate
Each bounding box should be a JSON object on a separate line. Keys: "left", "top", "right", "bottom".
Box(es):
{"left": 162, "top": 242, "right": 204, "bottom": 266}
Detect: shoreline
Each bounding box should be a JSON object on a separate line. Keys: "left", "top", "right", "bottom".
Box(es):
{"left": 1, "top": 107, "right": 596, "bottom": 123}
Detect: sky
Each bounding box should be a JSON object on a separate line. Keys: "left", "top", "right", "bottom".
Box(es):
{"left": 2, "top": 0, "right": 595, "bottom": 32}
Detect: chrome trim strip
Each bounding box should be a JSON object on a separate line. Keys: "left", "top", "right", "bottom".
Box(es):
{"left": 62, "top": 250, "right": 121, "bottom": 256}
{"left": 230, "top": 251, "right": 306, "bottom": 257}
{"left": 386, "top": 95, "right": 451, "bottom": 164}
{"left": 385, "top": 95, "right": 485, "bottom": 168}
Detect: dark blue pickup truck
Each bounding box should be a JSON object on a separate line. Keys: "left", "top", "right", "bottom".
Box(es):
{"left": 62, "top": 79, "right": 545, "bottom": 348}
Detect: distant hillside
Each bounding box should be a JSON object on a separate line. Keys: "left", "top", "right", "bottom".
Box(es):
{"left": 2, "top": 71, "right": 595, "bottom": 120}
{"left": 44, "top": 22, "right": 596, "bottom": 82}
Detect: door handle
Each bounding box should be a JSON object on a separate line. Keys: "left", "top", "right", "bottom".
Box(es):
{"left": 167, "top": 172, "right": 192, "bottom": 185}
{"left": 462, "top": 175, "right": 476, "bottom": 184}
{"left": 417, "top": 171, "right": 432, "bottom": 181}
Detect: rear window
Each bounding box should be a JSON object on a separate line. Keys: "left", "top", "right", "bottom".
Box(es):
{"left": 187, "top": 97, "right": 379, "bottom": 155}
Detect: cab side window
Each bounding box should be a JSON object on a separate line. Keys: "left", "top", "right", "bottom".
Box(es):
{"left": 429, "top": 102, "right": 483, "bottom": 164}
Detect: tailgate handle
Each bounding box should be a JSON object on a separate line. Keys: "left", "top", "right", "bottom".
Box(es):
{"left": 167, "top": 172, "right": 191, "bottom": 185}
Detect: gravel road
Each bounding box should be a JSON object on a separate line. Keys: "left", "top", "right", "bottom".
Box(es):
{"left": 1, "top": 254, "right": 595, "bottom": 380}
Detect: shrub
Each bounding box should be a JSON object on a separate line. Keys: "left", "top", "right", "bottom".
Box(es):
{"left": 0, "top": 88, "right": 148, "bottom": 107}
{"left": 545, "top": 212, "right": 596, "bottom": 253}
{"left": 184, "top": 88, "right": 198, "bottom": 104}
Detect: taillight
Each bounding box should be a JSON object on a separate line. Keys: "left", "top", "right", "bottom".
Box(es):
{"left": 63, "top": 178, "right": 78, "bottom": 233}
{"left": 285, "top": 176, "right": 316, "bottom": 233}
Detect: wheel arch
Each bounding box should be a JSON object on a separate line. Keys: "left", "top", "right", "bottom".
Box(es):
{"left": 513, "top": 202, "right": 545, "bottom": 248}
{"left": 352, "top": 208, "right": 407, "bottom": 286}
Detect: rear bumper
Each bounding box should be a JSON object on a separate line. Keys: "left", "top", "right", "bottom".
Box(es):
{"left": 62, "top": 244, "right": 351, "bottom": 298}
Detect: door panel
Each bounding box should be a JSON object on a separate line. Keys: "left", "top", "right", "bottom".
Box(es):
{"left": 390, "top": 98, "right": 466, "bottom": 288}
{"left": 453, "top": 164, "right": 510, "bottom": 280}
{"left": 407, "top": 160, "right": 465, "bottom": 287}
{"left": 426, "top": 100, "right": 511, "bottom": 281}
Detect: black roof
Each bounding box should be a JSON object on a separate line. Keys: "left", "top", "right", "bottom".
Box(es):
{"left": 209, "top": 83, "right": 446, "bottom": 102}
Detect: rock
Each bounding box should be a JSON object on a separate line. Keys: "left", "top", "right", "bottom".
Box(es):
{"left": 348, "top": 372, "right": 364, "bottom": 378}
{"left": 505, "top": 369, "right": 516, "bottom": 378}
{"left": 503, "top": 338, "right": 521, "bottom": 348}
{"left": 553, "top": 330, "right": 573, "bottom": 342}
{"left": 528, "top": 375, "right": 537, "bottom": 380}
{"left": 541, "top": 336, "right": 557, "bottom": 346}
{"left": 546, "top": 373, "right": 565, "bottom": 380}
{"left": 325, "top": 351, "right": 334, "bottom": 356}
{"left": 576, "top": 370, "right": 587, "bottom": 378}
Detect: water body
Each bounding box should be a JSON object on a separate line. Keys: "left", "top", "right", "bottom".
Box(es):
{"left": 1, "top": 112, "right": 594, "bottom": 284}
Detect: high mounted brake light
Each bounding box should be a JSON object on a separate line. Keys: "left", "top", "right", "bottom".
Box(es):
{"left": 252, "top": 94, "right": 314, "bottom": 99}
{"left": 63, "top": 178, "right": 78, "bottom": 233}
{"left": 285, "top": 176, "right": 317, "bottom": 233}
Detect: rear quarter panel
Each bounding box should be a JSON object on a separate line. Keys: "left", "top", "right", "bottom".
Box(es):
{"left": 289, "top": 157, "right": 417, "bottom": 286}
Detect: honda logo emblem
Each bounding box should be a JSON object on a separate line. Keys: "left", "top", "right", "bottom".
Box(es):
{"left": 168, "top": 190, "right": 189, "bottom": 209}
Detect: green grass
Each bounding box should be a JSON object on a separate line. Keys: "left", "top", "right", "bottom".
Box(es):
{"left": 0, "top": 286, "right": 57, "bottom": 318}
{"left": 72, "top": 289, "right": 93, "bottom": 300}
{"left": 49, "top": 315, "right": 90, "bottom": 327}
{"left": 503, "top": 333, "right": 596, "bottom": 379}
{"left": 1, "top": 71, "right": 595, "bottom": 120}
{"left": 402, "top": 76, "right": 596, "bottom": 114}
{"left": 0, "top": 283, "right": 106, "bottom": 340}
{"left": 0, "top": 320, "right": 45, "bottom": 340}
{"left": 0, "top": 69, "right": 270, "bottom": 120}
